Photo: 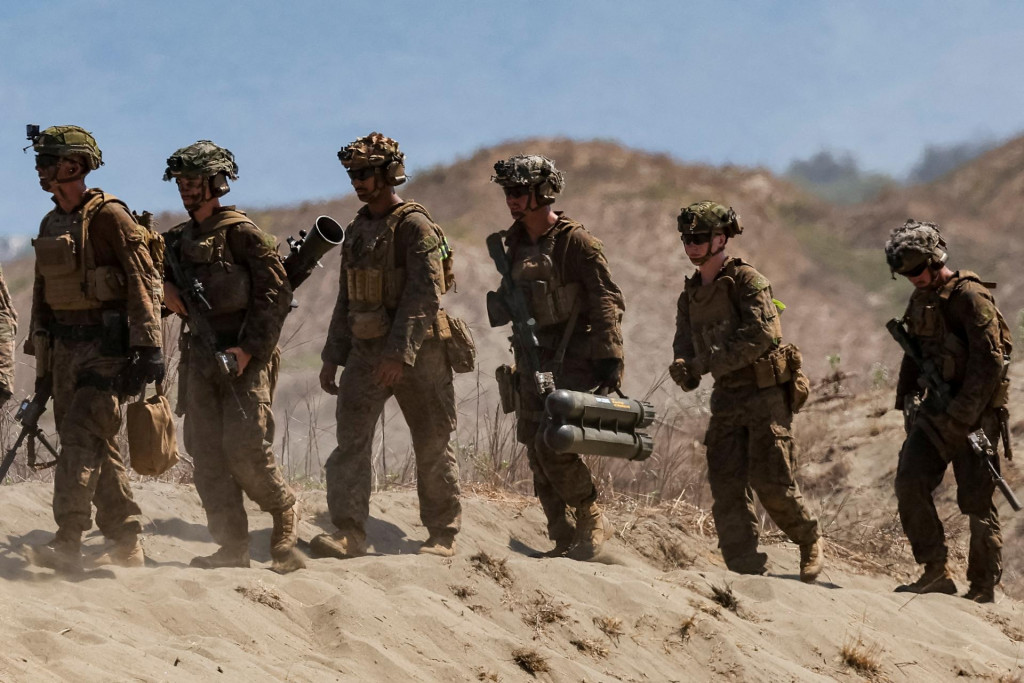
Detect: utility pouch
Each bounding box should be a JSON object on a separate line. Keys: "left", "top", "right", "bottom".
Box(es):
{"left": 204, "top": 263, "right": 251, "bottom": 314}
{"left": 349, "top": 307, "right": 391, "bottom": 340}
{"left": 90, "top": 265, "right": 128, "bottom": 301}
{"left": 126, "top": 384, "right": 179, "bottom": 477}
{"left": 99, "top": 310, "right": 128, "bottom": 357}
{"left": 753, "top": 357, "right": 777, "bottom": 389}
{"left": 33, "top": 234, "right": 78, "bottom": 276}
{"left": 486, "top": 290, "right": 511, "bottom": 327}
{"left": 782, "top": 344, "right": 810, "bottom": 413}
{"left": 445, "top": 314, "right": 476, "bottom": 373}
{"left": 495, "top": 364, "right": 519, "bottom": 414}
{"left": 990, "top": 378, "right": 1010, "bottom": 409}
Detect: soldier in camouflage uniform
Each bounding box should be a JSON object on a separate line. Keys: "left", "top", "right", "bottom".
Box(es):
{"left": 26, "top": 125, "right": 164, "bottom": 573}
{"left": 0, "top": 266, "right": 16, "bottom": 408}
{"left": 315, "top": 133, "right": 462, "bottom": 559}
{"left": 163, "top": 141, "right": 304, "bottom": 573}
{"left": 670, "top": 201, "right": 822, "bottom": 581}
{"left": 489, "top": 155, "right": 623, "bottom": 560}
{"left": 886, "top": 221, "right": 1011, "bottom": 603}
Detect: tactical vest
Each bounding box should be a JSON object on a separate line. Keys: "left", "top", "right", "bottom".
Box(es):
{"left": 508, "top": 219, "right": 584, "bottom": 329}
{"left": 175, "top": 209, "right": 254, "bottom": 317}
{"left": 905, "top": 271, "right": 1012, "bottom": 399}
{"left": 33, "top": 191, "right": 132, "bottom": 311}
{"left": 685, "top": 258, "right": 782, "bottom": 380}
{"left": 344, "top": 202, "right": 454, "bottom": 340}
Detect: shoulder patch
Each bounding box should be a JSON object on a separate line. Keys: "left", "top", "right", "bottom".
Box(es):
{"left": 751, "top": 275, "right": 770, "bottom": 292}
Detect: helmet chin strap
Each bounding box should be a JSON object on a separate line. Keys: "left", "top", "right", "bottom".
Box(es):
{"left": 689, "top": 234, "right": 725, "bottom": 266}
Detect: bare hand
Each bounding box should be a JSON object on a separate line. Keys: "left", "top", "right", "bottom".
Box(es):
{"left": 224, "top": 347, "right": 252, "bottom": 376}
{"left": 320, "top": 362, "right": 340, "bottom": 395}
{"left": 164, "top": 282, "right": 188, "bottom": 317}
{"left": 374, "top": 358, "right": 404, "bottom": 388}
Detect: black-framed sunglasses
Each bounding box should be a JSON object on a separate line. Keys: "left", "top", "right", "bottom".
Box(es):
{"left": 502, "top": 186, "right": 530, "bottom": 199}
{"left": 35, "top": 153, "right": 61, "bottom": 168}
{"left": 900, "top": 262, "right": 929, "bottom": 278}
{"left": 681, "top": 233, "right": 711, "bottom": 246}
{"left": 346, "top": 167, "right": 375, "bottom": 181}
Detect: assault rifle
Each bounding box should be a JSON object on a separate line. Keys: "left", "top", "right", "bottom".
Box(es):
{"left": 888, "top": 317, "right": 1019, "bottom": 510}
{"left": 164, "top": 239, "right": 247, "bottom": 418}
{"left": 0, "top": 388, "right": 59, "bottom": 482}
{"left": 485, "top": 231, "right": 555, "bottom": 396}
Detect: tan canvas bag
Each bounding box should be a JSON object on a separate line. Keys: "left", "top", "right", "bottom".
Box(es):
{"left": 127, "top": 383, "right": 179, "bottom": 476}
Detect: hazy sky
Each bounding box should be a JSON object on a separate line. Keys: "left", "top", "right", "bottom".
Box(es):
{"left": 3, "top": 1, "right": 1024, "bottom": 235}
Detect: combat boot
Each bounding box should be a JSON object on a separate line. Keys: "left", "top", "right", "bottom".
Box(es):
{"left": 799, "top": 538, "right": 824, "bottom": 583}
{"left": 725, "top": 551, "right": 768, "bottom": 576}
{"left": 894, "top": 560, "right": 957, "bottom": 594}
{"left": 26, "top": 529, "right": 83, "bottom": 574}
{"left": 567, "top": 502, "right": 610, "bottom": 561}
{"left": 419, "top": 530, "right": 457, "bottom": 557}
{"left": 310, "top": 527, "right": 366, "bottom": 559}
{"left": 963, "top": 584, "right": 995, "bottom": 604}
{"left": 190, "top": 543, "right": 251, "bottom": 569}
{"left": 90, "top": 533, "right": 145, "bottom": 568}
{"left": 270, "top": 504, "right": 306, "bottom": 574}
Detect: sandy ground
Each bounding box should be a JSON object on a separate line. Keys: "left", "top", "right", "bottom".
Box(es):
{"left": 2, "top": 481, "right": 1023, "bottom": 682}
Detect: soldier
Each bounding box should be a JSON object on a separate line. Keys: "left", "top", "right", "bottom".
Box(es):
{"left": 885, "top": 221, "right": 1011, "bottom": 603}
{"left": 314, "top": 132, "right": 462, "bottom": 559}
{"left": 162, "top": 141, "right": 304, "bottom": 573}
{"left": 669, "top": 201, "right": 822, "bottom": 581}
{"left": 0, "top": 266, "right": 16, "bottom": 408}
{"left": 488, "top": 154, "right": 623, "bottom": 560}
{"left": 25, "top": 125, "right": 164, "bottom": 573}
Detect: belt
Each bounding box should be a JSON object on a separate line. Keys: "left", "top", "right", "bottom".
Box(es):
{"left": 50, "top": 322, "right": 104, "bottom": 342}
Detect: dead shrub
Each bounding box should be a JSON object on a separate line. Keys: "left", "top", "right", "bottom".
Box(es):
{"left": 840, "top": 634, "right": 881, "bottom": 674}
{"left": 470, "top": 551, "right": 514, "bottom": 588}
{"left": 570, "top": 638, "right": 609, "bottom": 659}
{"left": 710, "top": 583, "right": 738, "bottom": 613}
{"left": 511, "top": 648, "right": 549, "bottom": 675}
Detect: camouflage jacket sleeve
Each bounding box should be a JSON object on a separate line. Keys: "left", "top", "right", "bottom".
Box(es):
{"left": 562, "top": 228, "right": 625, "bottom": 359}
{"left": 0, "top": 267, "right": 17, "bottom": 391}
{"left": 707, "top": 265, "right": 778, "bottom": 377}
{"left": 384, "top": 212, "right": 442, "bottom": 366}
{"left": 227, "top": 222, "right": 293, "bottom": 361}
{"left": 672, "top": 286, "right": 696, "bottom": 362}
{"left": 322, "top": 239, "right": 352, "bottom": 366}
{"left": 945, "top": 282, "right": 1005, "bottom": 425}
{"left": 92, "top": 202, "right": 162, "bottom": 347}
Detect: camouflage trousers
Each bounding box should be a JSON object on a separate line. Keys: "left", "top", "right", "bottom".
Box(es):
{"left": 705, "top": 384, "right": 819, "bottom": 566}
{"left": 182, "top": 346, "right": 295, "bottom": 550}
{"left": 326, "top": 338, "right": 461, "bottom": 535}
{"left": 516, "top": 355, "right": 600, "bottom": 541}
{"left": 51, "top": 338, "right": 142, "bottom": 540}
{"left": 896, "top": 410, "right": 1001, "bottom": 587}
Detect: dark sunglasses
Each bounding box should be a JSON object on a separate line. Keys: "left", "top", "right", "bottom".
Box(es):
{"left": 681, "top": 233, "right": 711, "bottom": 246}
{"left": 35, "top": 153, "right": 61, "bottom": 168}
{"left": 502, "top": 186, "right": 530, "bottom": 199}
{"left": 346, "top": 167, "right": 376, "bottom": 181}
{"left": 900, "top": 262, "right": 929, "bottom": 277}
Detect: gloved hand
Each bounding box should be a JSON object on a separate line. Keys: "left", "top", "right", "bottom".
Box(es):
{"left": 669, "top": 358, "right": 701, "bottom": 391}
{"left": 594, "top": 357, "right": 624, "bottom": 393}
{"left": 123, "top": 347, "right": 165, "bottom": 395}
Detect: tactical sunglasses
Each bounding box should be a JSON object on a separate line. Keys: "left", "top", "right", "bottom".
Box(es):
{"left": 503, "top": 186, "right": 530, "bottom": 199}
{"left": 681, "top": 233, "right": 711, "bottom": 246}
{"left": 900, "top": 262, "right": 930, "bottom": 277}
{"left": 35, "top": 154, "right": 61, "bottom": 168}
{"left": 346, "top": 167, "right": 375, "bottom": 181}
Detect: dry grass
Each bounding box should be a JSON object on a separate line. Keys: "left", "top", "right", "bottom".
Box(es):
{"left": 594, "top": 616, "right": 625, "bottom": 644}
{"left": 470, "top": 552, "right": 514, "bottom": 589}
{"left": 511, "top": 648, "right": 549, "bottom": 675}
{"left": 709, "top": 583, "right": 739, "bottom": 613}
{"left": 570, "top": 638, "right": 609, "bottom": 659}
{"left": 449, "top": 584, "right": 477, "bottom": 600}
{"left": 234, "top": 582, "right": 284, "bottom": 611}
{"left": 521, "top": 591, "right": 570, "bottom": 631}
{"left": 840, "top": 634, "right": 881, "bottom": 674}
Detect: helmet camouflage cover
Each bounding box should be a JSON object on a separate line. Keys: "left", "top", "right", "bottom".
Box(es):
{"left": 32, "top": 125, "right": 103, "bottom": 170}
{"left": 338, "top": 132, "right": 404, "bottom": 169}
{"left": 677, "top": 201, "right": 742, "bottom": 238}
{"left": 884, "top": 219, "right": 948, "bottom": 275}
{"left": 491, "top": 154, "right": 565, "bottom": 192}
{"left": 163, "top": 140, "right": 239, "bottom": 181}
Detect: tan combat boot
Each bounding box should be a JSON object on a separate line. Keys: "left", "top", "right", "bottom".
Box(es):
{"left": 533, "top": 517, "right": 575, "bottom": 558}
{"left": 567, "top": 502, "right": 610, "bottom": 561}
{"left": 90, "top": 533, "right": 145, "bottom": 568}
{"left": 964, "top": 584, "right": 995, "bottom": 604}
{"left": 894, "top": 560, "right": 957, "bottom": 594}
{"left": 419, "top": 530, "right": 457, "bottom": 557}
{"left": 310, "top": 527, "right": 367, "bottom": 559}
{"left": 799, "top": 538, "right": 824, "bottom": 583}
{"left": 270, "top": 504, "right": 306, "bottom": 574}
{"left": 190, "top": 543, "right": 251, "bottom": 569}
{"left": 26, "top": 529, "right": 84, "bottom": 574}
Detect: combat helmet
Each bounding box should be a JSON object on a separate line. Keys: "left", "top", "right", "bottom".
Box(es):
{"left": 163, "top": 140, "right": 239, "bottom": 181}
{"left": 30, "top": 125, "right": 103, "bottom": 170}
{"left": 884, "top": 219, "right": 948, "bottom": 277}
{"left": 338, "top": 132, "right": 406, "bottom": 186}
{"left": 491, "top": 154, "right": 565, "bottom": 205}
{"left": 677, "top": 201, "right": 742, "bottom": 240}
